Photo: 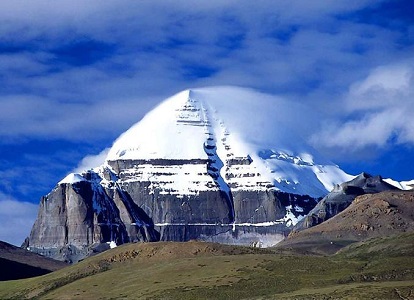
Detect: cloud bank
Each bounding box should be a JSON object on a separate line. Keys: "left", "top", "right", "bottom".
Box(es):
{"left": 1, "top": 0, "right": 411, "bottom": 144}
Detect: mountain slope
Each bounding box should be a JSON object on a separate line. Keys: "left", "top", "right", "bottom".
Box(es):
{"left": 277, "top": 190, "right": 414, "bottom": 255}
{"left": 385, "top": 178, "right": 414, "bottom": 190}
{"left": 1, "top": 235, "right": 414, "bottom": 299}
{"left": 0, "top": 241, "right": 67, "bottom": 281}
{"left": 292, "top": 172, "right": 398, "bottom": 233}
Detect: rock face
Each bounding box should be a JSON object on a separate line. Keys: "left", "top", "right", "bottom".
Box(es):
{"left": 25, "top": 87, "right": 352, "bottom": 262}
{"left": 26, "top": 168, "right": 160, "bottom": 262}
{"left": 26, "top": 165, "right": 318, "bottom": 262}
{"left": 291, "top": 172, "right": 399, "bottom": 233}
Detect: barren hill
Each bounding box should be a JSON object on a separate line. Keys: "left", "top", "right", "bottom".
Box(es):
{"left": 277, "top": 190, "right": 414, "bottom": 255}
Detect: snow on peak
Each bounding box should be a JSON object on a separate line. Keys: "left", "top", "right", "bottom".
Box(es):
{"left": 58, "top": 173, "right": 87, "bottom": 185}
{"left": 384, "top": 178, "right": 414, "bottom": 190}
{"left": 103, "top": 86, "right": 352, "bottom": 197}
{"left": 107, "top": 87, "right": 321, "bottom": 161}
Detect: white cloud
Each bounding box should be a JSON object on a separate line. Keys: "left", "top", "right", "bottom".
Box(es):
{"left": 346, "top": 63, "right": 413, "bottom": 110}
{"left": 0, "top": 1, "right": 412, "bottom": 171}
{"left": 312, "top": 61, "right": 414, "bottom": 156}
{"left": 0, "top": 192, "right": 38, "bottom": 246}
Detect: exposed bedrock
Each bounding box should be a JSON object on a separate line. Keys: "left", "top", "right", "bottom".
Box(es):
{"left": 26, "top": 178, "right": 159, "bottom": 262}
{"left": 121, "top": 181, "right": 232, "bottom": 224}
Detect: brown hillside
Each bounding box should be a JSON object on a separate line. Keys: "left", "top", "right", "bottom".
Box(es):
{"left": 84, "top": 240, "right": 272, "bottom": 266}
{"left": 276, "top": 190, "right": 414, "bottom": 255}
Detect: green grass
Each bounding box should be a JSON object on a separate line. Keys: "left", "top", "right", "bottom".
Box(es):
{"left": 0, "top": 233, "right": 413, "bottom": 299}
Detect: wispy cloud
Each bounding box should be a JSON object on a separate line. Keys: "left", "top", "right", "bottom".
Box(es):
{"left": 74, "top": 148, "right": 110, "bottom": 173}
{"left": 0, "top": 141, "right": 104, "bottom": 201}
{"left": 0, "top": 94, "right": 160, "bottom": 141}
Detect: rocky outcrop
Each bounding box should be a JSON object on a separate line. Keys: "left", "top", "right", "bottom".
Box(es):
{"left": 25, "top": 168, "right": 160, "bottom": 262}
{"left": 291, "top": 172, "right": 398, "bottom": 233}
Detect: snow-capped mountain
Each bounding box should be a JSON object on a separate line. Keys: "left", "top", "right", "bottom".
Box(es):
{"left": 106, "top": 87, "right": 352, "bottom": 197}
{"left": 25, "top": 87, "right": 353, "bottom": 262}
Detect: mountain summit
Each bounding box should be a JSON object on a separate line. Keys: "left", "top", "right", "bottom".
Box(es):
{"left": 26, "top": 87, "right": 352, "bottom": 262}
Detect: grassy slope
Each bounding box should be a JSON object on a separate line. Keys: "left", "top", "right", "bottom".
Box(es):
{"left": 0, "top": 234, "right": 413, "bottom": 299}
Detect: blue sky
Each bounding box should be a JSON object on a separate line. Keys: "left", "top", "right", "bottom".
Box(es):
{"left": 0, "top": 0, "right": 413, "bottom": 245}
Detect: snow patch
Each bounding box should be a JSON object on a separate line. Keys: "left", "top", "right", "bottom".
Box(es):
{"left": 385, "top": 178, "right": 414, "bottom": 190}
{"left": 58, "top": 173, "right": 86, "bottom": 184}
{"left": 107, "top": 241, "right": 117, "bottom": 249}
{"left": 283, "top": 205, "right": 304, "bottom": 227}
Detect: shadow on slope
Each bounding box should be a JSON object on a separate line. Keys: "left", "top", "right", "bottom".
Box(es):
{"left": 0, "top": 241, "right": 68, "bottom": 281}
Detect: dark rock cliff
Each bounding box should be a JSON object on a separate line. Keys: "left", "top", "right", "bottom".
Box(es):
{"left": 25, "top": 162, "right": 318, "bottom": 262}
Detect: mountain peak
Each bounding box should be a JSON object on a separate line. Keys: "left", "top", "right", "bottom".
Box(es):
{"left": 104, "top": 86, "right": 352, "bottom": 198}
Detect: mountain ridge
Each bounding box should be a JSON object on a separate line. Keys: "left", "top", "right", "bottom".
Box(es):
{"left": 292, "top": 172, "right": 399, "bottom": 233}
